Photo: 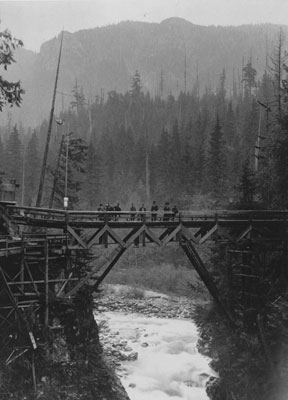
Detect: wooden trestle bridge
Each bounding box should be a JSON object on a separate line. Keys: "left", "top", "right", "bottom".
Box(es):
{"left": 0, "top": 204, "right": 287, "bottom": 354}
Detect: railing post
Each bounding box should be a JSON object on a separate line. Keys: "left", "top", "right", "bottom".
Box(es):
{"left": 20, "top": 233, "right": 25, "bottom": 292}
{"left": 44, "top": 238, "right": 49, "bottom": 327}
{"left": 65, "top": 211, "right": 69, "bottom": 234}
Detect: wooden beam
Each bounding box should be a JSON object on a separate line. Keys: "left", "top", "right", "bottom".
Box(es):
{"left": 7, "top": 278, "right": 78, "bottom": 286}
{"left": 162, "top": 225, "right": 182, "bottom": 246}
{"left": 87, "top": 226, "right": 108, "bottom": 249}
{"left": 180, "top": 238, "right": 234, "bottom": 325}
{"left": 180, "top": 226, "right": 199, "bottom": 244}
{"left": 105, "top": 226, "right": 126, "bottom": 248}
{"left": 67, "top": 225, "right": 87, "bottom": 249}
{"left": 56, "top": 272, "right": 73, "bottom": 297}
{"left": 236, "top": 225, "right": 253, "bottom": 242}
{"left": 159, "top": 227, "right": 174, "bottom": 241}
{"left": 24, "top": 261, "right": 40, "bottom": 296}
{"left": 125, "top": 225, "right": 146, "bottom": 246}
{"left": 63, "top": 226, "right": 145, "bottom": 297}
{"left": 199, "top": 224, "right": 218, "bottom": 244}
{"left": 44, "top": 239, "right": 49, "bottom": 326}
{"left": 63, "top": 245, "right": 124, "bottom": 297}
{"left": 144, "top": 226, "right": 162, "bottom": 246}
{"left": 92, "top": 247, "right": 127, "bottom": 291}
{"left": 0, "top": 266, "right": 37, "bottom": 344}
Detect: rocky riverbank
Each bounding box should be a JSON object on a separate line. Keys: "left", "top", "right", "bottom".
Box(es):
{"left": 94, "top": 284, "right": 204, "bottom": 318}
{"left": 93, "top": 284, "right": 213, "bottom": 392}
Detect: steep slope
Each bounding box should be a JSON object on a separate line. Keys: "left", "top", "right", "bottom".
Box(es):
{"left": 4, "top": 18, "right": 288, "bottom": 127}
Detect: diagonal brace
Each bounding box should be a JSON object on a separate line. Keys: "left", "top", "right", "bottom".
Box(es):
{"left": 180, "top": 238, "right": 234, "bottom": 324}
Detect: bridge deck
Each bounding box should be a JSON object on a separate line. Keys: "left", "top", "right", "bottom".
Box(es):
{"left": 6, "top": 205, "right": 288, "bottom": 229}
{"left": 0, "top": 204, "right": 286, "bottom": 334}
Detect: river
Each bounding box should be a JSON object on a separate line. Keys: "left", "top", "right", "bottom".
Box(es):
{"left": 95, "top": 311, "right": 215, "bottom": 400}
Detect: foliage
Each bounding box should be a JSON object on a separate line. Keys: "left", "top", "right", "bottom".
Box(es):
{"left": 24, "top": 130, "right": 40, "bottom": 206}
{"left": 0, "top": 29, "right": 24, "bottom": 111}
{"left": 49, "top": 133, "right": 87, "bottom": 209}
{"left": 5, "top": 125, "right": 23, "bottom": 191}
{"left": 207, "top": 116, "right": 226, "bottom": 199}
{"left": 236, "top": 157, "right": 257, "bottom": 208}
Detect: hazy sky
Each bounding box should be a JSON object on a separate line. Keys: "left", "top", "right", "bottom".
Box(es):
{"left": 0, "top": 0, "right": 287, "bottom": 52}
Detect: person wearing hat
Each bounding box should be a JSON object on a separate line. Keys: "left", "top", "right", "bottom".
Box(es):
{"left": 172, "top": 205, "right": 178, "bottom": 221}
{"left": 151, "top": 201, "right": 158, "bottom": 221}
{"left": 163, "top": 202, "right": 170, "bottom": 221}
{"left": 130, "top": 203, "right": 136, "bottom": 221}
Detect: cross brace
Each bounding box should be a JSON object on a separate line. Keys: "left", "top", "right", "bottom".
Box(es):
{"left": 180, "top": 235, "right": 234, "bottom": 325}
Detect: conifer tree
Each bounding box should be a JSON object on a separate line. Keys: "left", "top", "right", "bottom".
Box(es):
{"left": 270, "top": 29, "right": 286, "bottom": 119}
{"left": 24, "top": 130, "right": 40, "bottom": 206}
{"left": 130, "top": 70, "right": 142, "bottom": 98}
{"left": 155, "top": 127, "right": 170, "bottom": 201}
{"left": 242, "top": 60, "right": 257, "bottom": 96}
{"left": 181, "top": 135, "right": 195, "bottom": 195}
{"left": 216, "top": 68, "right": 226, "bottom": 120}
{"left": 169, "top": 119, "right": 182, "bottom": 197}
{"left": 224, "top": 101, "right": 236, "bottom": 146}
{"left": 83, "top": 142, "right": 103, "bottom": 208}
{"left": 236, "top": 158, "right": 256, "bottom": 208}
{"left": 207, "top": 116, "right": 226, "bottom": 199}
{"left": 71, "top": 80, "right": 86, "bottom": 114}
{"left": 50, "top": 134, "right": 87, "bottom": 209}
{"left": 5, "top": 125, "right": 23, "bottom": 186}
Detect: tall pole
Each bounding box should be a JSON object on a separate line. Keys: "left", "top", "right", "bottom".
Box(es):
{"left": 49, "top": 134, "right": 65, "bottom": 209}
{"left": 64, "top": 131, "right": 69, "bottom": 206}
{"left": 255, "top": 107, "right": 261, "bottom": 172}
{"left": 21, "top": 145, "right": 25, "bottom": 206}
{"left": 36, "top": 31, "right": 64, "bottom": 207}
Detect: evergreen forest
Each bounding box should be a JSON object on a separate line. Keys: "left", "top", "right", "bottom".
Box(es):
{"left": 1, "top": 24, "right": 288, "bottom": 400}
{"left": 1, "top": 37, "right": 288, "bottom": 213}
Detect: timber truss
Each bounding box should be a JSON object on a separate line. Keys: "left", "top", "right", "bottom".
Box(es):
{"left": 0, "top": 206, "right": 287, "bottom": 349}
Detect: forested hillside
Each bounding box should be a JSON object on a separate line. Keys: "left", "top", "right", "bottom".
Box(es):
{"left": 4, "top": 18, "right": 288, "bottom": 126}
{"left": 1, "top": 33, "right": 288, "bottom": 212}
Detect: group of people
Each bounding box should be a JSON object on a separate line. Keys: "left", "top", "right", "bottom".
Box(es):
{"left": 137, "top": 201, "right": 179, "bottom": 221}
{"left": 98, "top": 201, "right": 179, "bottom": 221}
{"left": 98, "top": 202, "right": 121, "bottom": 213}
{"left": 96, "top": 201, "right": 179, "bottom": 221}
{"left": 97, "top": 202, "right": 122, "bottom": 220}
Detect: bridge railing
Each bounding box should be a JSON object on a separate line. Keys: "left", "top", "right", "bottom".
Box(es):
{"left": 5, "top": 205, "right": 288, "bottom": 225}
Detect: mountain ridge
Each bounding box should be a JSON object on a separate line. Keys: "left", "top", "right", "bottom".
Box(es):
{"left": 3, "top": 18, "right": 288, "bottom": 128}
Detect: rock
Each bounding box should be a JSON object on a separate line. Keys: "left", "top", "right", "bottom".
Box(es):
{"left": 184, "top": 380, "right": 195, "bottom": 387}
{"left": 129, "top": 383, "right": 136, "bottom": 388}
{"left": 127, "top": 352, "right": 138, "bottom": 361}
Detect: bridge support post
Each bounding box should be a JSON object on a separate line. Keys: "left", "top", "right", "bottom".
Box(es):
{"left": 180, "top": 237, "right": 234, "bottom": 324}
{"left": 44, "top": 238, "right": 49, "bottom": 326}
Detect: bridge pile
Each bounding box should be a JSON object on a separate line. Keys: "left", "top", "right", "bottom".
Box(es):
{"left": 0, "top": 204, "right": 286, "bottom": 393}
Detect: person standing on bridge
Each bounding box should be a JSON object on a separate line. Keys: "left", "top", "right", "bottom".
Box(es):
{"left": 105, "top": 202, "right": 113, "bottom": 221}
{"left": 172, "top": 205, "right": 178, "bottom": 221}
{"left": 151, "top": 201, "right": 158, "bottom": 221}
{"left": 163, "top": 202, "right": 171, "bottom": 221}
{"left": 139, "top": 204, "right": 146, "bottom": 221}
{"left": 98, "top": 203, "right": 104, "bottom": 220}
{"left": 114, "top": 202, "right": 121, "bottom": 221}
{"left": 130, "top": 203, "right": 136, "bottom": 221}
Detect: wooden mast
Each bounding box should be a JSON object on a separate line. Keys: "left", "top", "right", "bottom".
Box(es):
{"left": 36, "top": 31, "right": 64, "bottom": 207}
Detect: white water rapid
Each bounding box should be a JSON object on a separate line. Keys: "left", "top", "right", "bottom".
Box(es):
{"left": 96, "top": 311, "right": 215, "bottom": 400}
